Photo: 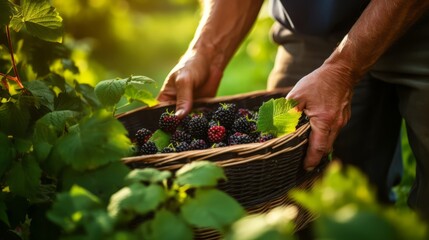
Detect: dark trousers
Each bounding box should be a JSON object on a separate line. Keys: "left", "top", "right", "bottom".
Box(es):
{"left": 267, "top": 22, "right": 429, "bottom": 219}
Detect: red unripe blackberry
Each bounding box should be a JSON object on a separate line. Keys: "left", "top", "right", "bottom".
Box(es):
{"left": 139, "top": 141, "right": 158, "bottom": 155}
{"left": 208, "top": 125, "right": 226, "bottom": 143}
{"left": 135, "top": 128, "right": 153, "bottom": 145}
{"left": 159, "top": 110, "right": 181, "bottom": 133}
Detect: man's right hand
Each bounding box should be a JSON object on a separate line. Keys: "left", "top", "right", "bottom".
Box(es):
{"left": 157, "top": 50, "right": 223, "bottom": 118}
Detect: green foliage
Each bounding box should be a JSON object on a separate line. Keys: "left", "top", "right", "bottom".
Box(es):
{"left": 257, "top": 98, "right": 301, "bottom": 137}
{"left": 226, "top": 207, "right": 297, "bottom": 240}
{"left": 148, "top": 129, "right": 171, "bottom": 151}
{"left": 94, "top": 75, "right": 158, "bottom": 112}
{"left": 10, "top": 0, "right": 63, "bottom": 42}
{"left": 176, "top": 160, "right": 226, "bottom": 188}
{"left": 0, "top": 0, "right": 158, "bottom": 238}
{"left": 290, "top": 162, "right": 428, "bottom": 240}
{"left": 49, "top": 161, "right": 244, "bottom": 240}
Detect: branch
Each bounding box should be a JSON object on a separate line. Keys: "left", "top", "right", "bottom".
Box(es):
{"left": 5, "top": 26, "right": 24, "bottom": 89}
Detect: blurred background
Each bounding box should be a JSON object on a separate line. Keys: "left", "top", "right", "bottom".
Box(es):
{"left": 52, "top": 0, "right": 276, "bottom": 97}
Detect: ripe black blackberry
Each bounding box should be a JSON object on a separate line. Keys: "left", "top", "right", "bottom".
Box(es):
{"left": 171, "top": 130, "right": 192, "bottom": 144}
{"left": 179, "top": 114, "right": 192, "bottom": 132}
{"left": 189, "top": 139, "right": 208, "bottom": 150}
{"left": 212, "top": 103, "right": 237, "bottom": 128}
{"left": 175, "top": 142, "right": 191, "bottom": 152}
{"left": 236, "top": 108, "right": 253, "bottom": 119}
{"left": 159, "top": 109, "right": 181, "bottom": 133}
{"left": 139, "top": 141, "right": 158, "bottom": 155}
{"left": 161, "top": 145, "right": 176, "bottom": 153}
{"left": 228, "top": 132, "right": 253, "bottom": 145}
{"left": 232, "top": 117, "right": 253, "bottom": 134}
{"left": 135, "top": 128, "right": 153, "bottom": 145}
{"left": 257, "top": 133, "right": 275, "bottom": 143}
{"left": 296, "top": 112, "right": 308, "bottom": 129}
{"left": 188, "top": 114, "right": 209, "bottom": 139}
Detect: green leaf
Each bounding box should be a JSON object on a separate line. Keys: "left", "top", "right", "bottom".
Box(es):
{"left": 0, "top": 0, "right": 13, "bottom": 26}
{"left": 126, "top": 75, "right": 156, "bottom": 86}
{"left": 75, "top": 82, "right": 101, "bottom": 109}
{"left": 148, "top": 129, "right": 171, "bottom": 151}
{"left": 47, "top": 185, "right": 102, "bottom": 233}
{"left": 52, "top": 110, "right": 131, "bottom": 171}
{"left": 0, "top": 132, "right": 14, "bottom": 177}
{"left": 124, "top": 85, "right": 158, "bottom": 107}
{"left": 24, "top": 80, "right": 55, "bottom": 111}
{"left": 176, "top": 161, "right": 226, "bottom": 188}
{"left": 0, "top": 102, "right": 31, "bottom": 137}
{"left": 0, "top": 193, "right": 10, "bottom": 226}
{"left": 257, "top": 98, "right": 300, "bottom": 137}
{"left": 181, "top": 189, "right": 245, "bottom": 230}
{"left": 6, "top": 154, "right": 42, "bottom": 198}
{"left": 108, "top": 183, "right": 167, "bottom": 220}
{"left": 33, "top": 110, "right": 79, "bottom": 161}
{"left": 125, "top": 168, "right": 172, "bottom": 186}
{"left": 36, "top": 110, "right": 80, "bottom": 132}
{"left": 10, "top": 0, "right": 63, "bottom": 42}
{"left": 139, "top": 209, "right": 193, "bottom": 240}
{"left": 62, "top": 162, "right": 130, "bottom": 203}
{"left": 226, "top": 207, "right": 297, "bottom": 240}
{"left": 94, "top": 78, "right": 126, "bottom": 108}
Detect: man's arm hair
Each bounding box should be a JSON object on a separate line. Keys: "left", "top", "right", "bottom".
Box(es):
{"left": 324, "top": 0, "right": 429, "bottom": 84}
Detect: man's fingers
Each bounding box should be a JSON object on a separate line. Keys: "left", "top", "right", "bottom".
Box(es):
{"left": 174, "top": 73, "right": 193, "bottom": 118}
{"left": 303, "top": 118, "right": 331, "bottom": 171}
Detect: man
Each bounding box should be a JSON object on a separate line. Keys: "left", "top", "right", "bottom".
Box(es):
{"left": 157, "top": 0, "right": 429, "bottom": 220}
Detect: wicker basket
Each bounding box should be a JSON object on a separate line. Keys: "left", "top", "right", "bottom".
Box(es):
{"left": 117, "top": 88, "right": 327, "bottom": 238}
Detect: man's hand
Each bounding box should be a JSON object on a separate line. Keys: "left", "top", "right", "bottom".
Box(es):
{"left": 157, "top": 51, "right": 223, "bottom": 118}
{"left": 286, "top": 63, "right": 354, "bottom": 170}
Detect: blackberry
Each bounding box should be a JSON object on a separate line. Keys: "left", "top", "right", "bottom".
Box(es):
{"left": 135, "top": 128, "right": 153, "bottom": 145}
{"left": 212, "top": 103, "right": 237, "bottom": 128}
{"left": 228, "top": 132, "right": 253, "bottom": 145}
{"left": 175, "top": 142, "right": 191, "bottom": 152}
{"left": 211, "top": 142, "right": 227, "bottom": 148}
{"left": 208, "top": 125, "right": 226, "bottom": 143}
{"left": 296, "top": 112, "right": 308, "bottom": 129}
{"left": 161, "top": 145, "right": 176, "bottom": 153}
{"left": 188, "top": 114, "right": 208, "bottom": 139}
{"left": 208, "top": 119, "right": 218, "bottom": 128}
{"left": 232, "top": 117, "right": 252, "bottom": 134}
{"left": 236, "top": 108, "right": 253, "bottom": 118}
{"left": 189, "top": 139, "right": 208, "bottom": 150}
{"left": 171, "top": 130, "right": 192, "bottom": 144}
{"left": 257, "top": 133, "right": 275, "bottom": 143}
{"left": 179, "top": 114, "right": 192, "bottom": 132}
{"left": 159, "top": 109, "right": 181, "bottom": 133}
{"left": 139, "top": 141, "right": 158, "bottom": 155}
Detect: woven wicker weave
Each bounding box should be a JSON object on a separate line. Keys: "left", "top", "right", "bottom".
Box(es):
{"left": 117, "top": 88, "right": 327, "bottom": 239}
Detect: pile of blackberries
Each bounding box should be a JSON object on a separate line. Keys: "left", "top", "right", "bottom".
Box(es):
{"left": 134, "top": 103, "right": 275, "bottom": 155}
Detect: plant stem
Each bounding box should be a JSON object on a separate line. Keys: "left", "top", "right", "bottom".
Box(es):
{"left": 0, "top": 72, "right": 18, "bottom": 82}
{"left": 5, "top": 26, "right": 24, "bottom": 89}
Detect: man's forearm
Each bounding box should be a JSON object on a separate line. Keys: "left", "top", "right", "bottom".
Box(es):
{"left": 187, "top": 0, "right": 264, "bottom": 71}
{"left": 325, "top": 0, "right": 429, "bottom": 84}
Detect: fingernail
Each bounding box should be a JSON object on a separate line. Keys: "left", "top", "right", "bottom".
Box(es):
{"left": 175, "top": 109, "right": 185, "bottom": 117}
{"left": 305, "top": 167, "right": 315, "bottom": 172}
